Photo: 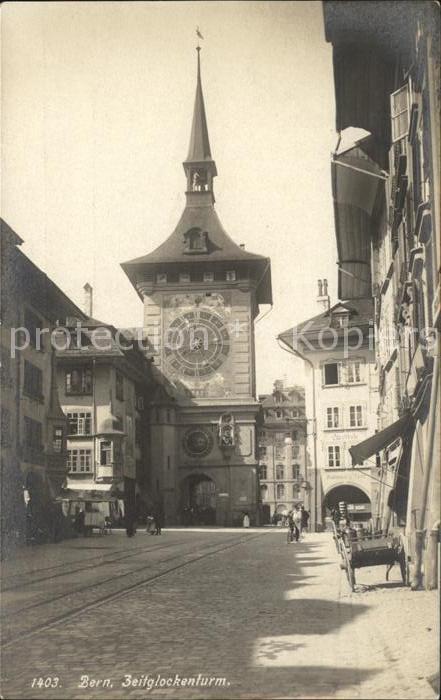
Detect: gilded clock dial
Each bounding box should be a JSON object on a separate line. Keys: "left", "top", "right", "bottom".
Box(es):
{"left": 165, "top": 310, "right": 230, "bottom": 378}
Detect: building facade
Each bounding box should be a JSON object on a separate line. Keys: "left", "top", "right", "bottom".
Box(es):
{"left": 323, "top": 0, "right": 440, "bottom": 589}
{"left": 1, "top": 220, "right": 86, "bottom": 553}
{"left": 55, "top": 312, "right": 155, "bottom": 530}
{"left": 279, "top": 286, "right": 378, "bottom": 532}
{"left": 121, "top": 51, "right": 272, "bottom": 526}
{"left": 257, "top": 381, "right": 307, "bottom": 522}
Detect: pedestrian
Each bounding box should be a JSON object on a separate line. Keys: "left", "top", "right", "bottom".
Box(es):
{"left": 287, "top": 509, "right": 295, "bottom": 543}
{"left": 243, "top": 512, "right": 250, "bottom": 528}
{"left": 153, "top": 502, "right": 163, "bottom": 535}
{"left": 301, "top": 506, "right": 310, "bottom": 534}
{"left": 293, "top": 506, "right": 302, "bottom": 542}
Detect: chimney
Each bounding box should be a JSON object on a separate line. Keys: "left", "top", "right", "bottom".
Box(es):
{"left": 317, "top": 278, "right": 330, "bottom": 312}
{"left": 83, "top": 283, "right": 93, "bottom": 318}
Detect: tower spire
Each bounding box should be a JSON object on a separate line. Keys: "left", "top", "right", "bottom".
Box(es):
{"left": 183, "top": 47, "right": 217, "bottom": 202}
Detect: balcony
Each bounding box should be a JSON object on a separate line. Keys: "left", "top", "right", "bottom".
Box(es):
{"left": 96, "top": 464, "right": 118, "bottom": 480}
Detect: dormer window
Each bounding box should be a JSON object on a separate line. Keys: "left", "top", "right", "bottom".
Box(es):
{"left": 334, "top": 312, "right": 349, "bottom": 328}
{"left": 156, "top": 273, "right": 167, "bottom": 284}
{"left": 183, "top": 228, "right": 208, "bottom": 255}
{"left": 179, "top": 273, "right": 191, "bottom": 284}
{"left": 226, "top": 270, "right": 236, "bottom": 282}
{"left": 204, "top": 272, "right": 214, "bottom": 282}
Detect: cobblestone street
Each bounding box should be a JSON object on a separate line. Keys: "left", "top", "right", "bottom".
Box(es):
{"left": 1, "top": 530, "right": 438, "bottom": 699}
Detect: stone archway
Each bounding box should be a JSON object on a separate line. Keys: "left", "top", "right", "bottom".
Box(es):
{"left": 323, "top": 484, "right": 371, "bottom": 520}
{"left": 180, "top": 474, "right": 216, "bottom": 526}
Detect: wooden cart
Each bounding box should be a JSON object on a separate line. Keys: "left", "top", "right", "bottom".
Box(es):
{"left": 335, "top": 526, "right": 406, "bottom": 591}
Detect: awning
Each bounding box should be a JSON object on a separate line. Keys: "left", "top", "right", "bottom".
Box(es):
{"left": 57, "top": 479, "right": 117, "bottom": 503}
{"left": 349, "top": 413, "right": 414, "bottom": 466}
{"left": 331, "top": 139, "right": 384, "bottom": 300}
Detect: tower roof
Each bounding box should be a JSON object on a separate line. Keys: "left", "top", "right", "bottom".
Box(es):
{"left": 184, "top": 48, "right": 213, "bottom": 164}
{"left": 121, "top": 50, "right": 272, "bottom": 306}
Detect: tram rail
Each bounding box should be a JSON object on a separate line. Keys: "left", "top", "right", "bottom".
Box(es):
{"left": 1, "top": 532, "right": 265, "bottom": 649}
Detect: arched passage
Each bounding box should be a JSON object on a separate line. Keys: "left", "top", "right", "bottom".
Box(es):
{"left": 323, "top": 484, "right": 371, "bottom": 520}
{"left": 180, "top": 473, "right": 216, "bottom": 526}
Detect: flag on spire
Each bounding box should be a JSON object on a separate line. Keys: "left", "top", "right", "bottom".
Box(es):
{"left": 196, "top": 26, "right": 204, "bottom": 40}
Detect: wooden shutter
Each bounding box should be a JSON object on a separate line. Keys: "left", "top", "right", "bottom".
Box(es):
{"left": 390, "top": 85, "right": 409, "bottom": 143}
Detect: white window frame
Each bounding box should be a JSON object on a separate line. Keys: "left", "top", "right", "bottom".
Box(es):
{"left": 226, "top": 270, "right": 236, "bottom": 282}
{"left": 203, "top": 272, "right": 214, "bottom": 282}
{"left": 68, "top": 448, "right": 93, "bottom": 473}
{"left": 326, "top": 406, "right": 340, "bottom": 429}
{"left": 391, "top": 84, "right": 410, "bottom": 143}
{"left": 179, "top": 273, "right": 191, "bottom": 284}
{"left": 346, "top": 360, "right": 363, "bottom": 384}
{"left": 327, "top": 445, "right": 341, "bottom": 468}
{"left": 349, "top": 405, "right": 364, "bottom": 428}
{"left": 67, "top": 412, "right": 92, "bottom": 436}
{"left": 99, "top": 439, "right": 113, "bottom": 466}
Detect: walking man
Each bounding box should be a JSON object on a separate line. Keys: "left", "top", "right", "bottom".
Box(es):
{"left": 293, "top": 506, "right": 302, "bottom": 542}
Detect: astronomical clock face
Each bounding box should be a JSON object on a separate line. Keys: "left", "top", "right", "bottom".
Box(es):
{"left": 183, "top": 428, "right": 214, "bottom": 457}
{"left": 164, "top": 309, "right": 230, "bottom": 378}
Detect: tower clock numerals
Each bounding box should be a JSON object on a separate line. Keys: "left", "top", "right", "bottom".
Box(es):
{"left": 165, "top": 309, "right": 230, "bottom": 378}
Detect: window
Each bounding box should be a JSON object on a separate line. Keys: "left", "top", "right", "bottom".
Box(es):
{"left": 346, "top": 361, "right": 362, "bottom": 384}
{"left": 183, "top": 228, "right": 208, "bottom": 253}
{"left": 23, "top": 361, "right": 43, "bottom": 400}
{"left": 24, "top": 417, "right": 42, "bottom": 451}
{"left": 293, "top": 484, "right": 301, "bottom": 499}
{"left": 259, "top": 445, "right": 267, "bottom": 458}
{"left": 275, "top": 446, "right": 284, "bottom": 459}
{"left": 292, "top": 463, "right": 300, "bottom": 480}
{"left": 156, "top": 273, "right": 167, "bottom": 284}
{"left": 292, "top": 445, "right": 300, "bottom": 458}
{"left": 179, "top": 273, "right": 190, "bottom": 283}
{"left": 276, "top": 483, "right": 285, "bottom": 499}
{"left": 275, "top": 432, "right": 285, "bottom": 441}
{"left": 333, "top": 312, "right": 349, "bottom": 328}
{"left": 67, "top": 412, "right": 92, "bottom": 435}
{"left": 326, "top": 407, "right": 340, "bottom": 428}
{"left": 327, "top": 445, "right": 341, "bottom": 468}
{"left": 275, "top": 410, "right": 282, "bottom": 419}
{"left": 259, "top": 430, "right": 266, "bottom": 439}
{"left": 68, "top": 449, "right": 93, "bottom": 473}
{"left": 276, "top": 464, "right": 284, "bottom": 480}
{"left": 391, "top": 84, "right": 409, "bottom": 143}
{"left": 226, "top": 270, "right": 236, "bottom": 281}
{"left": 203, "top": 272, "right": 214, "bottom": 283}
{"left": 24, "top": 308, "right": 42, "bottom": 349}
{"left": 115, "top": 371, "right": 124, "bottom": 401}
{"left": 324, "top": 363, "right": 339, "bottom": 385}
{"left": 259, "top": 464, "right": 267, "bottom": 480}
{"left": 292, "top": 430, "right": 298, "bottom": 441}
{"left": 349, "top": 405, "right": 364, "bottom": 427}
{"left": 100, "top": 440, "right": 112, "bottom": 466}
{"left": 65, "top": 367, "right": 92, "bottom": 395}
{"left": 260, "top": 485, "right": 268, "bottom": 501}
{"left": 53, "top": 426, "right": 64, "bottom": 452}
{"left": 1, "top": 408, "right": 11, "bottom": 447}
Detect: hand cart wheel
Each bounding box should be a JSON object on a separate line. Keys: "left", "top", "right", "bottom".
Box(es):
{"left": 341, "top": 543, "right": 355, "bottom": 591}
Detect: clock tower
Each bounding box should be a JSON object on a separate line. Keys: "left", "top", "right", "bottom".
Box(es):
{"left": 122, "top": 49, "right": 272, "bottom": 526}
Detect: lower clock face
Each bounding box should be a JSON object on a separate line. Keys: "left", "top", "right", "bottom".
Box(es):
{"left": 183, "top": 428, "right": 214, "bottom": 457}
{"left": 165, "top": 310, "right": 230, "bottom": 378}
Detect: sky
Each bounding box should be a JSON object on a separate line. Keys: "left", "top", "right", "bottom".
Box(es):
{"left": 2, "top": 1, "right": 339, "bottom": 394}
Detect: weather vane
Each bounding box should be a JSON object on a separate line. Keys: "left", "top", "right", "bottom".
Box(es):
{"left": 196, "top": 26, "right": 204, "bottom": 51}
